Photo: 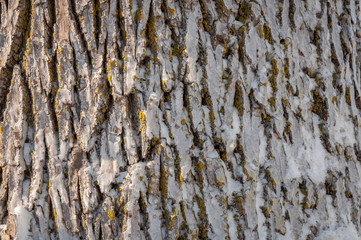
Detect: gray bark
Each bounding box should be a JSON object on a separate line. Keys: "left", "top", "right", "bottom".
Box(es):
{"left": 1, "top": 0, "right": 361, "bottom": 239}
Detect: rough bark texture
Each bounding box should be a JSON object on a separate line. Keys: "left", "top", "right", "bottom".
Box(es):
{"left": 1, "top": 0, "right": 361, "bottom": 239}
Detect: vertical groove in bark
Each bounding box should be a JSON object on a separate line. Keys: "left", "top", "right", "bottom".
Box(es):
{"left": 0, "top": 0, "right": 31, "bottom": 121}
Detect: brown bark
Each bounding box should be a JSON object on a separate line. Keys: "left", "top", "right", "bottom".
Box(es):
{"left": 1, "top": 0, "right": 361, "bottom": 239}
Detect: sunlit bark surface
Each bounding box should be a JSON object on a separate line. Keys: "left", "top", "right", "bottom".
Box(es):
{"left": 1, "top": 0, "right": 361, "bottom": 239}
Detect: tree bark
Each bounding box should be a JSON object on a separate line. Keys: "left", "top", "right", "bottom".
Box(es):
{"left": 1, "top": 0, "right": 361, "bottom": 239}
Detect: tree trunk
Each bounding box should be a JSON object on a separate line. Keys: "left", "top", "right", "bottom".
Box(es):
{"left": 1, "top": 0, "right": 361, "bottom": 239}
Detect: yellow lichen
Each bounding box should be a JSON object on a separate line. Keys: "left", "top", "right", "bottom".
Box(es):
{"left": 53, "top": 209, "right": 57, "bottom": 226}
{"left": 168, "top": 7, "right": 175, "bottom": 16}
{"left": 108, "top": 210, "right": 114, "bottom": 221}
{"left": 135, "top": 1, "right": 143, "bottom": 22}
{"left": 263, "top": 24, "right": 274, "bottom": 44}
{"left": 236, "top": 1, "right": 252, "bottom": 23}
{"left": 258, "top": 24, "right": 264, "bottom": 38}
{"left": 215, "top": 176, "right": 224, "bottom": 186}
